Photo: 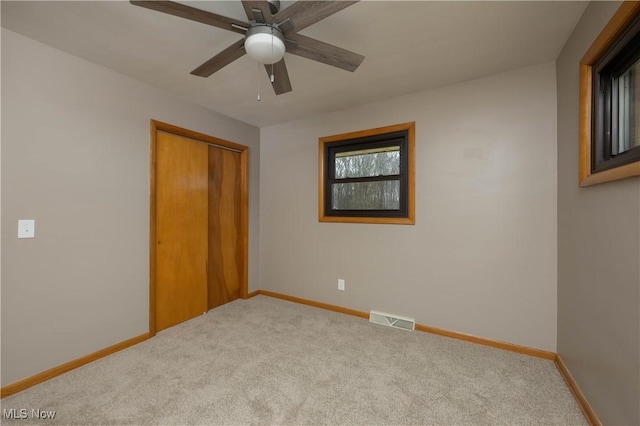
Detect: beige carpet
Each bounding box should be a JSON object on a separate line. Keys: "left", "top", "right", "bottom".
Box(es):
{"left": 1, "top": 295, "right": 585, "bottom": 425}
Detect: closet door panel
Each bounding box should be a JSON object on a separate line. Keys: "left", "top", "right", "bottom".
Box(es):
{"left": 156, "top": 131, "right": 208, "bottom": 331}
{"left": 208, "top": 146, "right": 242, "bottom": 309}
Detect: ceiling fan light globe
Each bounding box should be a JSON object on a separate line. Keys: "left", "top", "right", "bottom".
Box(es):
{"left": 244, "top": 27, "right": 286, "bottom": 65}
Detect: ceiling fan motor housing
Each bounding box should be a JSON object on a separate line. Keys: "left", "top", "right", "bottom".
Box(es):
{"left": 244, "top": 24, "right": 286, "bottom": 64}
{"left": 267, "top": 0, "right": 280, "bottom": 15}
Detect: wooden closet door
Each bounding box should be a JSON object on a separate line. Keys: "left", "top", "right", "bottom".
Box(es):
{"left": 155, "top": 131, "right": 208, "bottom": 331}
{"left": 208, "top": 146, "right": 242, "bottom": 309}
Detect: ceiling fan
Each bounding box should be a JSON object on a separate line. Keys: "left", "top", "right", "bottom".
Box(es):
{"left": 130, "top": 0, "right": 365, "bottom": 96}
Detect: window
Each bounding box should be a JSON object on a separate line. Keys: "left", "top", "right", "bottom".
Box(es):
{"left": 319, "top": 122, "right": 415, "bottom": 224}
{"left": 579, "top": 2, "right": 640, "bottom": 186}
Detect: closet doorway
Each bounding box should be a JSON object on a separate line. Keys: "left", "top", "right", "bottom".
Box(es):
{"left": 150, "top": 121, "right": 248, "bottom": 334}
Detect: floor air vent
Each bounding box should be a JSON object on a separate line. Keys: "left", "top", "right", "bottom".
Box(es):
{"left": 369, "top": 310, "right": 415, "bottom": 331}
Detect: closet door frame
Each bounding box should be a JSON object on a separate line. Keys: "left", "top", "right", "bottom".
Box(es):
{"left": 149, "top": 120, "right": 249, "bottom": 336}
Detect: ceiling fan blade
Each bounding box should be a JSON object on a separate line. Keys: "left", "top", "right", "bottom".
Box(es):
{"left": 274, "top": 1, "right": 359, "bottom": 34}
{"left": 265, "top": 59, "right": 292, "bottom": 95}
{"left": 190, "top": 39, "right": 246, "bottom": 77}
{"left": 241, "top": 1, "right": 273, "bottom": 24}
{"left": 286, "top": 34, "right": 364, "bottom": 72}
{"left": 130, "top": 1, "right": 249, "bottom": 35}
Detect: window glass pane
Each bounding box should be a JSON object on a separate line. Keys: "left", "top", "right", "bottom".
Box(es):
{"left": 334, "top": 146, "right": 400, "bottom": 178}
{"left": 332, "top": 180, "right": 400, "bottom": 210}
{"left": 595, "top": 82, "right": 607, "bottom": 164}
{"left": 616, "top": 58, "right": 640, "bottom": 154}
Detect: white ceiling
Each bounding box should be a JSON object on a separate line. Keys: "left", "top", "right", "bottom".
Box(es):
{"left": 1, "top": 0, "right": 587, "bottom": 128}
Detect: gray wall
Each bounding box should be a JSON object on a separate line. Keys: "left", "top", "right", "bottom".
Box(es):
{"left": 260, "top": 62, "right": 559, "bottom": 351}
{"left": 556, "top": 2, "right": 640, "bottom": 424}
{"left": 1, "top": 29, "right": 260, "bottom": 386}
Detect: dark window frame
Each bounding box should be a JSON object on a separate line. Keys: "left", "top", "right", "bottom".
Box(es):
{"left": 579, "top": 2, "right": 640, "bottom": 186}
{"left": 591, "top": 10, "right": 640, "bottom": 174}
{"left": 318, "top": 122, "right": 415, "bottom": 225}
{"left": 325, "top": 135, "right": 408, "bottom": 218}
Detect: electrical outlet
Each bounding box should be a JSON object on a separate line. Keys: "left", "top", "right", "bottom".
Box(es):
{"left": 18, "top": 219, "right": 35, "bottom": 239}
{"left": 338, "top": 279, "right": 345, "bottom": 291}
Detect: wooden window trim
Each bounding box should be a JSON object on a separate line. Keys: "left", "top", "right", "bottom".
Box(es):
{"left": 318, "top": 122, "right": 415, "bottom": 225}
{"left": 579, "top": 1, "right": 640, "bottom": 186}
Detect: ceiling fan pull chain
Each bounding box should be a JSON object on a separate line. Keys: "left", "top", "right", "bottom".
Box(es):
{"left": 257, "top": 62, "right": 262, "bottom": 101}
{"left": 270, "top": 29, "right": 275, "bottom": 83}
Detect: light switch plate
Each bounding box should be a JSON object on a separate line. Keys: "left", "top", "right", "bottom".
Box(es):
{"left": 18, "top": 219, "right": 35, "bottom": 239}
